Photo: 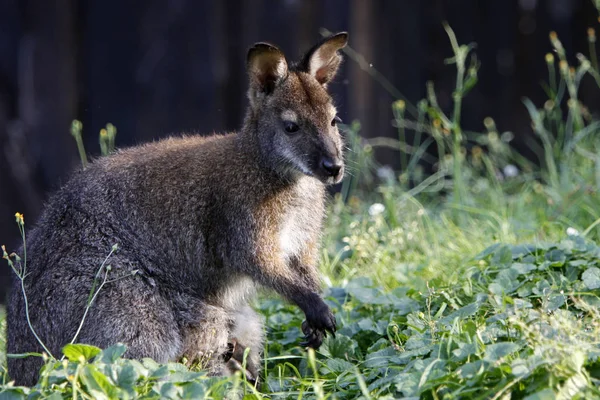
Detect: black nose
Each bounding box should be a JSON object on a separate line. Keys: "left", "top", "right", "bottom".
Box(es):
{"left": 321, "top": 158, "right": 343, "bottom": 177}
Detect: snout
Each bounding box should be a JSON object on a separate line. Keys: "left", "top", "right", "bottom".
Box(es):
{"left": 319, "top": 157, "right": 344, "bottom": 183}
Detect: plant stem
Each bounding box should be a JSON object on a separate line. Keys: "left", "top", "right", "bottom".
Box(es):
{"left": 444, "top": 23, "right": 466, "bottom": 204}
{"left": 70, "top": 245, "right": 117, "bottom": 346}
{"left": 18, "top": 222, "right": 54, "bottom": 358}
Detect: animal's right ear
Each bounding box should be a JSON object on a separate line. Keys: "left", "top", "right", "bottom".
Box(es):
{"left": 247, "top": 43, "right": 288, "bottom": 105}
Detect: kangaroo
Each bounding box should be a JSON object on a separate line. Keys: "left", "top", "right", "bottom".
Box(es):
{"left": 7, "top": 32, "right": 348, "bottom": 386}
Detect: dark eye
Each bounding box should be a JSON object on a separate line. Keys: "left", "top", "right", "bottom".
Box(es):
{"left": 284, "top": 121, "right": 299, "bottom": 134}
{"left": 331, "top": 115, "right": 342, "bottom": 126}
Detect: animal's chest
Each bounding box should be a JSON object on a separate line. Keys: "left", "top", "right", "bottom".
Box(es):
{"left": 279, "top": 208, "right": 314, "bottom": 260}
{"left": 277, "top": 180, "right": 323, "bottom": 260}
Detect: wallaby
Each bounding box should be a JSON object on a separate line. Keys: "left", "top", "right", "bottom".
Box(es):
{"left": 7, "top": 32, "right": 348, "bottom": 386}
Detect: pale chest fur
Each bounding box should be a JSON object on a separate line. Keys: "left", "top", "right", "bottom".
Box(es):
{"left": 278, "top": 177, "right": 325, "bottom": 260}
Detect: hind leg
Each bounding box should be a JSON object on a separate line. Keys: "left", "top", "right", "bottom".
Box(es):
{"left": 225, "top": 305, "right": 264, "bottom": 383}
{"left": 8, "top": 256, "right": 183, "bottom": 385}
{"left": 178, "top": 304, "right": 233, "bottom": 376}
{"left": 75, "top": 270, "right": 183, "bottom": 363}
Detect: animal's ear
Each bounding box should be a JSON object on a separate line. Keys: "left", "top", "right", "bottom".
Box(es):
{"left": 298, "top": 32, "right": 348, "bottom": 86}
{"left": 247, "top": 43, "right": 288, "bottom": 101}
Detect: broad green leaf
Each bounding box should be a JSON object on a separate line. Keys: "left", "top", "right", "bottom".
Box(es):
{"left": 568, "top": 259, "right": 589, "bottom": 267}
{"left": 62, "top": 343, "right": 102, "bottom": 362}
{"left": 544, "top": 294, "right": 565, "bottom": 311}
{"left": 164, "top": 371, "right": 204, "bottom": 383}
{"left": 180, "top": 382, "right": 207, "bottom": 399}
{"left": 98, "top": 343, "right": 127, "bottom": 363}
{"left": 582, "top": 267, "right": 600, "bottom": 289}
{"left": 367, "top": 371, "right": 400, "bottom": 392}
{"left": 394, "top": 372, "right": 420, "bottom": 397}
{"left": 405, "top": 337, "right": 430, "bottom": 351}
{"left": 517, "top": 282, "right": 534, "bottom": 297}
{"left": 545, "top": 249, "right": 566, "bottom": 266}
{"left": 364, "top": 347, "right": 396, "bottom": 368}
{"left": 440, "top": 302, "right": 479, "bottom": 325}
{"left": 390, "top": 296, "right": 420, "bottom": 315}
{"left": 475, "top": 243, "right": 502, "bottom": 260}
{"left": 510, "top": 244, "right": 542, "bottom": 259}
{"left": 158, "top": 382, "right": 180, "bottom": 399}
{"left": 116, "top": 364, "right": 138, "bottom": 390}
{"left": 324, "top": 358, "right": 355, "bottom": 373}
{"left": 511, "top": 359, "right": 530, "bottom": 377}
{"left": 488, "top": 282, "right": 504, "bottom": 295}
{"left": 484, "top": 342, "right": 520, "bottom": 361}
{"left": 452, "top": 343, "right": 477, "bottom": 361}
{"left": 533, "top": 279, "right": 551, "bottom": 295}
{"left": 148, "top": 365, "right": 170, "bottom": 379}
{"left": 492, "top": 245, "right": 513, "bottom": 266}
{"left": 320, "top": 334, "right": 357, "bottom": 359}
{"left": 494, "top": 268, "right": 520, "bottom": 294}
{"left": 456, "top": 360, "right": 487, "bottom": 379}
{"left": 391, "top": 346, "right": 434, "bottom": 365}
{"left": 557, "top": 372, "right": 587, "bottom": 400}
{"left": 524, "top": 388, "right": 556, "bottom": 400}
{"left": 346, "top": 285, "right": 390, "bottom": 305}
{"left": 511, "top": 262, "right": 536, "bottom": 275}
{"left": 0, "top": 388, "right": 29, "bottom": 400}
{"left": 418, "top": 358, "right": 442, "bottom": 390}
{"left": 80, "top": 364, "right": 118, "bottom": 399}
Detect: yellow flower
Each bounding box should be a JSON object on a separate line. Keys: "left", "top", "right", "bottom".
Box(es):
{"left": 588, "top": 28, "right": 596, "bottom": 42}
{"left": 14, "top": 212, "right": 24, "bottom": 225}
{"left": 559, "top": 60, "right": 569, "bottom": 75}
{"left": 393, "top": 99, "right": 406, "bottom": 112}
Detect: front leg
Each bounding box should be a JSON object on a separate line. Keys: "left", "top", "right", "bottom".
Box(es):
{"left": 244, "top": 252, "right": 335, "bottom": 349}
{"left": 270, "top": 277, "right": 336, "bottom": 349}
{"left": 230, "top": 212, "right": 335, "bottom": 349}
{"left": 296, "top": 291, "right": 336, "bottom": 349}
{"left": 280, "top": 256, "right": 334, "bottom": 348}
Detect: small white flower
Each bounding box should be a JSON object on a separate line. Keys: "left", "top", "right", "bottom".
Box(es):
{"left": 503, "top": 164, "right": 519, "bottom": 178}
{"left": 376, "top": 166, "right": 395, "bottom": 181}
{"left": 501, "top": 131, "right": 515, "bottom": 143}
{"left": 567, "top": 227, "right": 579, "bottom": 236}
{"left": 368, "top": 203, "right": 385, "bottom": 216}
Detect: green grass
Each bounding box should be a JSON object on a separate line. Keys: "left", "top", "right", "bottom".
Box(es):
{"left": 2, "top": 25, "right": 600, "bottom": 399}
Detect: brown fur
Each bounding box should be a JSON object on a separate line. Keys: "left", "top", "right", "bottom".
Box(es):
{"left": 7, "top": 32, "right": 348, "bottom": 386}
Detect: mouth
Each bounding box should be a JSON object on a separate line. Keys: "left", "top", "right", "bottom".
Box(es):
{"left": 318, "top": 166, "right": 344, "bottom": 184}
{"left": 315, "top": 157, "right": 344, "bottom": 184}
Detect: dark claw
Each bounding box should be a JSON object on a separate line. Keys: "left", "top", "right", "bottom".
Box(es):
{"left": 299, "top": 297, "right": 337, "bottom": 349}
{"left": 302, "top": 320, "right": 313, "bottom": 336}
{"left": 300, "top": 325, "right": 324, "bottom": 348}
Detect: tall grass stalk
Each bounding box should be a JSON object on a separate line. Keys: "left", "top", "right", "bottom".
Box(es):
{"left": 70, "top": 120, "right": 87, "bottom": 170}
{"left": 1, "top": 214, "right": 54, "bottom": 359}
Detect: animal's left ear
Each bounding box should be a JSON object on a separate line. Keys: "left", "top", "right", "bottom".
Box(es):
{"left": 298, "top": 32, "right": 348, "bottom": 86}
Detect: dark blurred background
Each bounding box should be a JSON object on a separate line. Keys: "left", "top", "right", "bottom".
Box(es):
{"left": 1, "top": 0, "right": 599, "bottom": 301}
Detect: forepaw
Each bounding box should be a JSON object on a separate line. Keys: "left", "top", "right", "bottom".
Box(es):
{"left": 300, "top": 303, "right": 336, "bottom": 349}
